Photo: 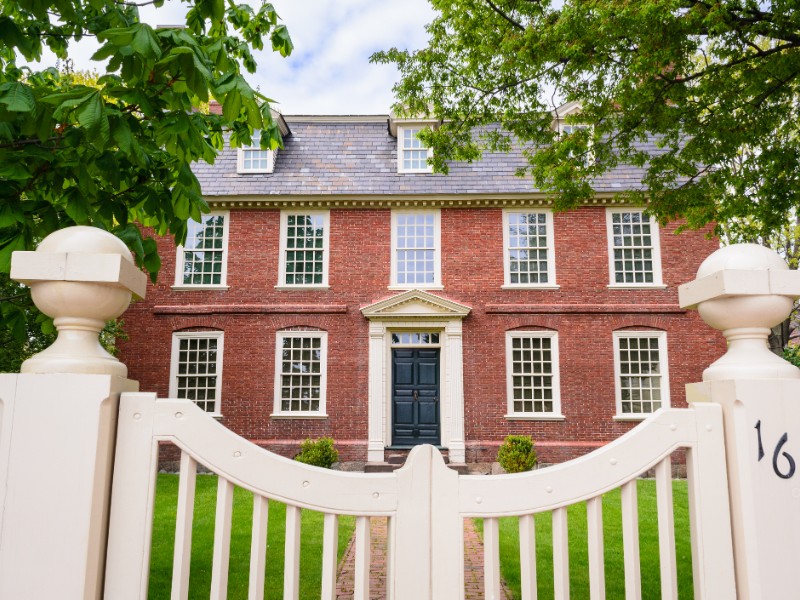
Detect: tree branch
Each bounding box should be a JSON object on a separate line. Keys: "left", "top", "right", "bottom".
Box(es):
{"left": 483, "top": 0, "right": 525, "bottom": 31}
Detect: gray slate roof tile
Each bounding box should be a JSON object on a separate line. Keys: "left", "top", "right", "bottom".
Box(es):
{"left": 194, "top": 117, "right": 653, "bottom": 197}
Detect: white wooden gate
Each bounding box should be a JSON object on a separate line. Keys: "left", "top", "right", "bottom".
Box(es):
{"left": 5, "top": 232, "right": 800, "bottom": 600}
{"left": 104, "top": 394, "right": 735, "bottom": 600}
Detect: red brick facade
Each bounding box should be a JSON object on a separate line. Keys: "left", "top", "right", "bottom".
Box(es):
{"left": 120, "top": 205, "right": 725, "bottom": 465}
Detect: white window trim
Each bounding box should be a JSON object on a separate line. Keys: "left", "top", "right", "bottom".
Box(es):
{"left": 276, "top": 210, "right": 331, "bottom": 289}
{"left": 501, "top": 208, "right": 560, "bottom": 289}
{"left": 605, "top": 208, "right": 665, "bottom": 288}
{"left": 397, "top": 125, "right": 433, "bottom": 174}
{"left": 504, "top": 330, "right": 564, "bottom": 420}
{"left": 612, "top": 330, "right": 670, "bottom": 420}
{"left": 237, "top": 131, "right": 275, "bottom": 174}
{"left": 272, "top": 330, "right": 329, "bottom": 418}
{"left": 389, "top": 209, "right": 442, "bottom": 290}
{"left": 172, "top": 210, "right": 231, "bottom": 290}
{"left": 169, "top": 330, "right": 224, "bottom": 417}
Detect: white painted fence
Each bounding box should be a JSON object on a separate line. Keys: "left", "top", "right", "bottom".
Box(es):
{"left": 104, "top": 394, "right": 733, "bottom": 600}
{"left": 2, "top": 229, "right": 800, "bottom": 599}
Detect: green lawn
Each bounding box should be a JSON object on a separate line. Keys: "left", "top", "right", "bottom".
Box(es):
{"left": 148, "top": 474, "right": 355, "bottom": 600}
{"left": 148, "top": 475, "right": 692, "bottom": 600}
{"left": 477, "top": 479, "right": 695, "bottom": 600}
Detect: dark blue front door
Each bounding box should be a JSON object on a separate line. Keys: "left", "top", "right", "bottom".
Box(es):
{"left": 392, "top": 348, "right": 440, "bottom": 446}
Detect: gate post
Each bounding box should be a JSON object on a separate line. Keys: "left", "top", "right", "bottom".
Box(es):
{"left": 680, "top": 243, "right": 800, "bottom": 599}
{"left": 0, "top": 227, "right": 145, "bottom": 600}
{"left": 392, "top": 445, "right": 462, "bottom": 600}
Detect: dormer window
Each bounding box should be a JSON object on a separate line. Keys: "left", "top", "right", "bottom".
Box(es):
{"left": 398, "top": 126, "right": 432, "bottom": 173}
{"left": 553, "top": 101, "right": 593, "bottom": 165}
{"left": 238, "top": 129, "right": 274, "bottom": 174}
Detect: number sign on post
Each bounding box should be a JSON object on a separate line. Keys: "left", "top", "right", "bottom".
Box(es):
{"left": 680, "top": 243, "right": 800, "bottom": 600}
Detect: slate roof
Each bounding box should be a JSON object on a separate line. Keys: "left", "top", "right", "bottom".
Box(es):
{"left": 194, "top": 116, "right": 655, "bottom": 197}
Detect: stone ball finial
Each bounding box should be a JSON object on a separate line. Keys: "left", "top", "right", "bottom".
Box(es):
{"left": 10, "top": 226, "right": 147, "bottom": 377}
{"left": 679, "top": 243, "right": 800, "bottom": 381}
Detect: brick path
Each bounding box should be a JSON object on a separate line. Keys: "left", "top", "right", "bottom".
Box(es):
{"left": 335, "top": 517, "right": 511, "bottom": 599}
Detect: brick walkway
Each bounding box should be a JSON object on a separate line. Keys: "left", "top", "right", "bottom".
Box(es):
{"left": 335, "top": 517, "right": 511, "bottom": 599}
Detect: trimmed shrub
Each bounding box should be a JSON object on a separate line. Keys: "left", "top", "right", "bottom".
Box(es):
{"left": 497, "top": 435, "right": 537, "bottom": 473}
{"left": 295, "top": 437, "right": 339, "bottom": 469}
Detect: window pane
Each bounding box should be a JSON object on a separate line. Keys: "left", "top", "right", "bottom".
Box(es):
{"left": 509, "top": 335, "right": 555, "bottom": 414}
{"left": 284, "top": 214, "right": 326, "bottom": 285}
{"left": 396, "top": 212, "right": 436, "bottom": 284}
{"left": 508, "top": 212, "right": 549, "bottom": 285}
{"left": 278, "top": 335, "right": 324, "bottom": 412}
{"left": 618, "top": 336, "right": 663, "bottom": 415}
{"left": 175, "top": 336, "right": 220, "bottom": 413}
{"left": 611, "top": 211, "right": 656, "bottom": 284}
{"left": 181, "top": 215, "right": 225, "bottom": 286}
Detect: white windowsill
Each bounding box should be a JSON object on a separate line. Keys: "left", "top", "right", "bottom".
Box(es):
{"left": 274, "top": 285, "right": 330, "bottom": 290}
{"left": 613, "top": 414, "right": 652, "bottom": 422}
{"left": 501, "top": 284, "right": 561, "bottom": 290}
{"left": 388, "top": 284, "right": 444, "bottom": 291}
{"left": 504, "top": 414, "right": 566, "bottom": 421}
{"left": 270, "top": 413, "right": 329, "bottom": 420}
{"left": 607, "top": 284, "right": 667, "bottom": 290}
{"left": 172, "top": 285, "right": 230, "bottom": 291}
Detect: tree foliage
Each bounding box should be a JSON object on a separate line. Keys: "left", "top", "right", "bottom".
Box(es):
{"left": 0, "top": 0, "right": 292, "bottom": 347}
{"left": 1, "top": 0, "right": 292, "bottom": 273}
{"left": 372, "top": 0, "right": 800, "bottom": 236}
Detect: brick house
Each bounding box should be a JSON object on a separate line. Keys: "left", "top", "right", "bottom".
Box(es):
{"left": 119, "top": 108, "right": 724, "bottom": 468}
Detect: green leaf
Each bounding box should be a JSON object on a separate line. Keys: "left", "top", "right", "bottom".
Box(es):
{"left": 0, "top": 202, "right": 24, "bottom": 227}
{"left": 64, "top": 189, "right": 92, "bottom": 222}
{"left": 0, "top": 82, "right": 35, "bottom": 112}
{"left": 270, "top": 25, "right": 293, "bottom": 57}
{"left": 0, "top": 234, "right": 27, "bottom": 272}
{"left": 75, "top": 91, "right": 109, "bottom": 143}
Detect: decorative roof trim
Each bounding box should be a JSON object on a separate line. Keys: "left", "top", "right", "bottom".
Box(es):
{"left": 388, "top": 112, "right": 441, "bottom": 137}
{"left": 274, "top": 112, "right": 291, "bottom": 137}
{"left": 283, "top": 115, "right": 389, "bottom": 124}
{"left": 361, "top": 289, "right": 471, "bottom": 320}
{"left": 206, "top": 193, "right": 640, "bottom": 211}
{"left": 552, "top": 100, "right": 583, "bottom": 119}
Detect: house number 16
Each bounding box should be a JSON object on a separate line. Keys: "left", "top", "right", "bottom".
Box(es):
{"left": 755, "top": 420, "right": 797, "bottom": 480}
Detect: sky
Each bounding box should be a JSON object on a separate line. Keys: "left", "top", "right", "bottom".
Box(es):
{"left": 44, "top": 0, "right": 437, "bottom": 115}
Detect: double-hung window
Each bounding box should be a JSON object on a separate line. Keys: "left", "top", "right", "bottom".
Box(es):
{"left": 607, "top": 209, "right": 663, "bottom": 286}
{"left": 613, "top": 331, "right": 670, "bottom": 418}
{"left": 273, "top": 331, "right": 328, "bottom": 417}
{"left": 391, "top": 210, "right": 441, "bottom": 288}
{"left": 174, "top": 212, "right": 229, "bottom": 288}
{"left": 169, "top": 331, "right": 224, "bottom": 415}
{"left": 505, "top": 331, "right": 562, "bottom": 418}
{"left": 397, "top": 126, "right": 432, "bottom": 173}
{"left": 503, "top": 209, "right": 557, "bottom": 287}
{"left": 238, "top": 129, "right": 274, "bottom": 173}
{"left": 278, "top": 211, "right": 330, "bottom": 287}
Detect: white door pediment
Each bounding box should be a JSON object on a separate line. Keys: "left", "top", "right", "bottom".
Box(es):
{"left": 360, "top": 289, "right": 471, "bottom": 320}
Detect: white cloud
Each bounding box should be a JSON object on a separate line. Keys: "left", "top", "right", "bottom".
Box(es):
{"left": 30, "top": 0, "right": 434, "bottom": 115}
{"left": 254, "top": 0, "right": 435, "bottom": 114}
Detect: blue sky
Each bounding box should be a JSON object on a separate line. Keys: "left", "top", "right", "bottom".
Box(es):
{"left": 45, "top": 0, "right": 436, "bottom": 115}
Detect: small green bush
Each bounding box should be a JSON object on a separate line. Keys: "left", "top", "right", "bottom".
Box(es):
{"left": 497, "top": 435, "right": 537, "bottom": 473}
{"left": 295, "top": 437, "right": 339, "bottom": 469}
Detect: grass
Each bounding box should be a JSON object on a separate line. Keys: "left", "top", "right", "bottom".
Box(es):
{"left": 148, "top": 473, "right": 355, "bottom": 600}
{"left": 477, "top": 479, "right": 695, "bottom": 600}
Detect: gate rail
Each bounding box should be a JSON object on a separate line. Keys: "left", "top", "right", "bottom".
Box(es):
{"left": 105, "top": 394, "right": 735, "bottom": 599}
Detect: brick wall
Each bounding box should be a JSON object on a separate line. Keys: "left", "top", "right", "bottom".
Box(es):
{"left": 120, "top": 205, "right": 724, "bottom": 464}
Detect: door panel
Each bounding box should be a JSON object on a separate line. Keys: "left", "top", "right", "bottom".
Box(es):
{"left": 392, "top": 348, "right": 440, "bottom": 446}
